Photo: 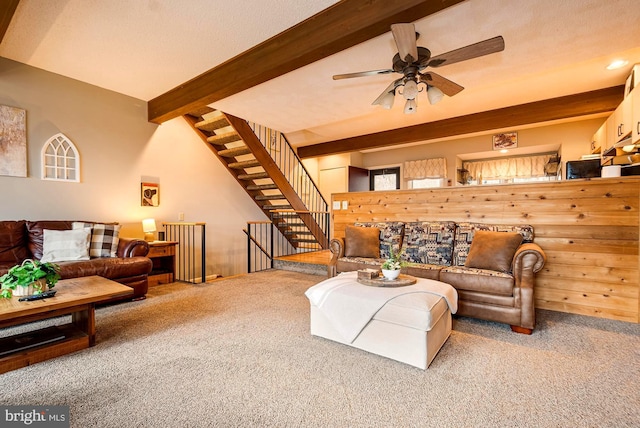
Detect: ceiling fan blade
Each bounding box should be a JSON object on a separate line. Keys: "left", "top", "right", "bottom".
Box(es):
{"left": 333, "top": 69, "right": 394, "bottom": 80}
{"left": 425, "top": 36, "right": 505, "bottom": 68}
{"left": 391, "top": 23, "right": 418, "bottom": 63}
{"left": 420, "top": 72, "right": 464, "bottom": 97}
{"left": 372, "top": 78, "right": 403, "bottom": 105}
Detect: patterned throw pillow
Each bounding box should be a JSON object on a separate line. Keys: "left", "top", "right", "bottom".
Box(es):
{"left": 72, "top": 222, "right": 121, "bottom": 258}
{"left": 40, "top": 228, "right": 91, "bottom": 263}
{"left": 401, "top": 221, "right": 456, "bottom": 265}
{"left": 453, "top": 222, "right": 534, "bottom": 266}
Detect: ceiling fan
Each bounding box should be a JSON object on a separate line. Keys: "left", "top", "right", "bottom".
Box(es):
{"left": 333, "top": 23, "right": 505, "bottom": 114}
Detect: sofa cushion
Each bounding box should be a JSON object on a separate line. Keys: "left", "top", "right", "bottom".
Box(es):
{"left": 464, "top": 231, "right": 523, "bottom": 273}
{"left": 344, "top": 225, "right": 380, "bottom": 258}
{"left": 73, "top": 222, "right": 121, "bottom": 258}
{"left": 0, "top": 220, "right": 29, "bottom": 264}
{"left": 440, "top": 266, "right": 515, "bottom": 296}
{"left": 354, "top": 222, "right": 405, "bottom": 259}
{"left": 453, "top": 222, "right": 534, "bottom": 266}
{"left": 401, "top": 221, "right": 456, "bottom": 266}
{"left": 56, "top": 256, "right": 152, "bottom": 280}
{"left": 338, "top": 256, "right": 387, "bottom": 267}
{"left": 401, "top": 263, "right": 444, "bottom": 281}
{"left": 40, "top": 228, "right": 91, "bottom": 263}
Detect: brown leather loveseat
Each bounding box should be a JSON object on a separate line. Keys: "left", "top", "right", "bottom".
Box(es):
{"left": 0, "top": 220, "right": 152, "bottom": 300}
{"left": 329, "top": 221, "right": 546, "bottom": 334}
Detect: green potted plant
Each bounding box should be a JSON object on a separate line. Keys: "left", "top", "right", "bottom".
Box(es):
{"left": 381, "top": 249, "right": 407, "bottom": 280}
{"left": 0, "top": 259, "right": 61, "bottom": 298}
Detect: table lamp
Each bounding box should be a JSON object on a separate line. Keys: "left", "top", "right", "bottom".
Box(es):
{"left": 142, "top": 218, "right": 156, "bottom": 242}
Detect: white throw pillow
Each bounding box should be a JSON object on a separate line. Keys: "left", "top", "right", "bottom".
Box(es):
{"left": 40, "top": 228, "right": 91, "bottom": 263}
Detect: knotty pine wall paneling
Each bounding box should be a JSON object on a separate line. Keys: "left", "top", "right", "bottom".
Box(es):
{"left": 331, "top": 177, "right": 640, "bottom": 323}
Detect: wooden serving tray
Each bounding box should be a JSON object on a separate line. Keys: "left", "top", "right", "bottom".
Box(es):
{"left": 357, "top": 274, "right": 417, "bottom": 287}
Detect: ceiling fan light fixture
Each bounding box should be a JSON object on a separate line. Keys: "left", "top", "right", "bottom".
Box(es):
{"left": 404, "top": 98, "right": 417, "bottom": 114}
{"left": 402, "top": 79, "right": 419, "bottom": 100}
{"left": 427, "top": 85, "right": 444, "bottom": 105}
{"left": 349, "top": 24, "right": 503, "bottom": 114}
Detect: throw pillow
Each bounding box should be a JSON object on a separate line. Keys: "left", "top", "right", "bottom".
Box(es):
{"left": 354, "top": 222, "right": 405, "bottom": 259}
{"left": 40, "top": 228, "right": 91, "bottom": 263}
{"left": 344, "top": 225, "right": 380, "bottom": 258}
{"left": 464, "top": 231, "right": 523, "bottom": 273}
{"left": 73, "top": 222, "right": 121, "bottom": 258}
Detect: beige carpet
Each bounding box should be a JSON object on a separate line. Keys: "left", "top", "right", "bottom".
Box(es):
{"left": 1, "top": 270, "right": 638, "bottom": 427}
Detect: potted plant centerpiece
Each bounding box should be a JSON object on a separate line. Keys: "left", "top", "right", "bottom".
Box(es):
{"left": 0, "top": 259, "right": 61, "bottom": 298}
{"left": 381, "top": 249, "right": 407, "bottom": 280}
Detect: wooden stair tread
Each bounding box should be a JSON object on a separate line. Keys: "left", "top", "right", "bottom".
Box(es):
{"left": 283, "top": 230, "right": 313, "bottom": 235}
{"left": 262, "top": 204, "right": 292, "bottom": 210}
{"left": 246, "top": 183, "right": 277, "bottom": 191}
{"left": 273, "top": 220, "right": 305, "bottom": 227}
{"left": 208, "top": 132, "right": 241, "bottom": 146}
{"left": 228, "top": 159, "right": 261, "bottom": 169}
{"left": 238, "top": 172, "right": 270, "bottom": 180}
{"left": 186, "top": 107, "right": 215, "bottom": 118}
{"left": 255, "top": 194, "right": 286, "bottom": 201}
{"left": 218, "top": 146, "right": 252, "bottom": 157}
{"left": 271, "top": 211, "right": 299, "bottom": 217}
{"left": 195, "top": 116, "right": 230, "bottom": 132}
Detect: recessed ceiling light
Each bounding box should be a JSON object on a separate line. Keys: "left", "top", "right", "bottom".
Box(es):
{"left": 606, "top": 60, "right": 628, "bottom": 70}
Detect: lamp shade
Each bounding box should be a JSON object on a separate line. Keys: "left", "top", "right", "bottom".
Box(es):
{"left": 142, "top": 218, "right": 157, "bottom": 233}
{"left": 427, "top": 86, "right": 444, "bottom": 105}
{"left": 403, "top": 99, "right": 417, "bottom": 114}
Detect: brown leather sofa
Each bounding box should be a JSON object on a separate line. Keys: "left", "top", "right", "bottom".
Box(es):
{"left": 329, "top": 221, "right": 546, "bottom": 334}
{"left": 0, "top": 220, "right": 152, "bottom": 300}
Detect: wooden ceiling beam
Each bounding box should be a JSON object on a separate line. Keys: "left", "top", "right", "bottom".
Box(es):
{"left": 147, "top": 0, "right": 465, "bottom": 124}
{"left": 0, "top": 0, "right": 20, "bottom": 44}
{"left": 296, "top": 86, "right": 625, "bottom": 159}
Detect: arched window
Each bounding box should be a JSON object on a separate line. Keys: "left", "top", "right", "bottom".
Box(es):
{"left": 41, "top": 133, "right": 80, "bottom": 182}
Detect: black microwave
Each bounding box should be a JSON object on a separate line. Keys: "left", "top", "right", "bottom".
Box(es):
{"left": 566, "top": 159, "right": 601, "bottom": 179}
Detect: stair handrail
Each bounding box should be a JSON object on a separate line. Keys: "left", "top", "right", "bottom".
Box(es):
{"left": 245, "top": 221, "right": 298, "bottom": 272}
{"left": 247, "top": 122, "right": 330, "bottom": 239}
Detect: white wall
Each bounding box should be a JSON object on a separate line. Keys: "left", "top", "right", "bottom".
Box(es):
{"left": 0, "top": 58, "right": 266, "bottom": 277}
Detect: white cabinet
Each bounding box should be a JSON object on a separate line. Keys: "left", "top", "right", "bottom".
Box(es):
{"left": 606, "top": 94, "right": 632, "bottom": 145}
{"left": 591, "top": 121, "right": 607, "bottom": 153}
{"left": 633, "top": 86, "right": 640, "bottom": 144}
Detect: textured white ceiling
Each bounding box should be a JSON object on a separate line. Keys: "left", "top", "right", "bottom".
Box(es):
{"left": 2, "top": 0, "right": 640, "bottom": 149}
{"left": 0, "top": 0, "right": 338, "bottom": 100}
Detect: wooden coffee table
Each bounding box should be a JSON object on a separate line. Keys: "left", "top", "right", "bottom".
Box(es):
{"left": 0, "top": 276, "right": 133, "bottom": 373}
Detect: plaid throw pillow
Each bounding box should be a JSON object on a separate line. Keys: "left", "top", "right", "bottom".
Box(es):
{"left": 72, "top": 222, "right": 121, "bottom": 258}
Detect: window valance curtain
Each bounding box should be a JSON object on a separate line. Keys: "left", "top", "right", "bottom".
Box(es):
{"left": 404, "top": 158, "right": 447, "bottom": 180}
{"left": 463, "top": 154, "right": 554, "bottom": 180}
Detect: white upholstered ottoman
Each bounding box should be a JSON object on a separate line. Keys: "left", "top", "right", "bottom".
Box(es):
{"left": 305, "top": 272, "right": 457, "bottom": 370}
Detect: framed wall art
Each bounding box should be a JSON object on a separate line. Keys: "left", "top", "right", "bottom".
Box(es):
{"left": 492, "top": 132, "right": 518, "bottom": 150}
{"left": 0, "top": 105, "right": 27, "bottom": 177}
{"left": 141, "top": 182, "right": 159, "bottom": 207}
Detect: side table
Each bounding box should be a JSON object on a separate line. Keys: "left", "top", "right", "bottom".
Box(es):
{"left": 147, "top": 241, "right": 178, "bottom": 286}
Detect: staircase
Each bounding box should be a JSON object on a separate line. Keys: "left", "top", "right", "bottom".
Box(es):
{"left": 183, "top": 107, "right": 329, "bottom": 251}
